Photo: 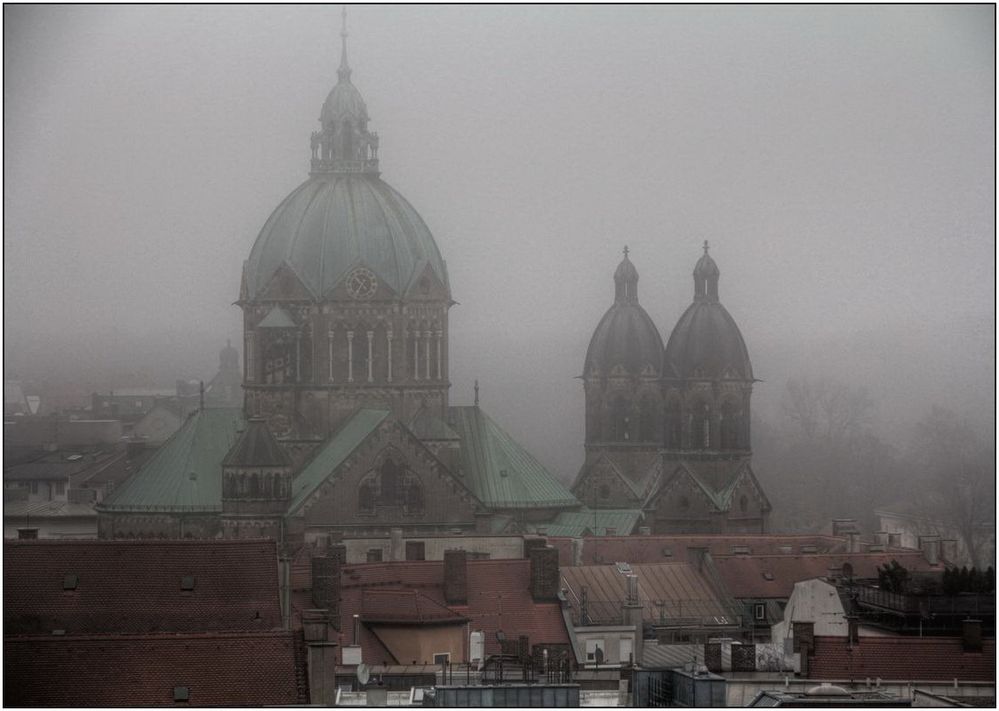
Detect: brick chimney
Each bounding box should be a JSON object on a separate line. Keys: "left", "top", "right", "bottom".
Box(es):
{"left": 523, "top": 536, "right": 548, "bottom": 559}
{"left": 793, "top": 621, "right": 815, "bottom": 676}
{"left": 17, "top": 528, "right": 38, "bottom": 540}
{"left": 443, "top": 549, "right": 468, "bottom": 604}
{"left": 962, "top": 619, "right": 983, "bottom": 653}
{"left": 311, "top": 552, "right": 343, "bottom": 629}
{"left": 529, "top": 546, "right": 560, "bottom": 601}
{"left": 919, "top": 535, "right": 940, "bottom": 565}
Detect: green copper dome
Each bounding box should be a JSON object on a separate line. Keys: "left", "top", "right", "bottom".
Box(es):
{"left": 243, "top": 22, "right": 449, "bottom": 302}
{"left": 244, "top": 174, "right": 449, "bottom": 301}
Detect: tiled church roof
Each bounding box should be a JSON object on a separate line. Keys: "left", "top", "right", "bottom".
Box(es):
{"left": 448, "top": 406, "right": 578, "bottom": 510}
{"left": 97, "top": 407, "right": 244, "bottom": 512}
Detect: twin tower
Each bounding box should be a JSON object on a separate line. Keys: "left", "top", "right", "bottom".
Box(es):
{"left": 573, "top": 245, "right": 771, "bottom": 533}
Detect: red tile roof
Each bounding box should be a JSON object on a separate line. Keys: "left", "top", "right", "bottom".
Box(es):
{"left": 4, "top": 539, "right": 282, "bottom": 635}
{"left": 810, "top": 635, "right": 995, "bottom": 682}
{"left": 292, "top": 557, "right": 571, "bottom": 664}
{"left": 361, "top": 589, "right": 468, "bottom": 624}
{"left": 4, "top": 631, "right": 309, "bottom": 706}
{"left": 561, "top": 562, "right": 734, "bottom": 621}
{"left": 547, "top": 534, "right": 852, "bottom": 566}
{"left": 713, "top": 552, "right": 938, "bottom": 599}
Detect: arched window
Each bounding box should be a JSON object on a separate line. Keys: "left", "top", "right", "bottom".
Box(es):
{"left": 380, "top": 458, "right": 402, "bottom": 505}
{"left": 664, "top": 399, "right": 682, "bottom": 449}
{"left": 404, "top": 478, "right": 424, "bottom": 513}
{"left": 639, "top": 395, "right": 658, "bottom": 442}
{"left": 691, "top": 401, "right": 710, "bottom": 450}
{"left": 610, "top": 396, "right": 630, "bottom": 441}
{"left": 720, "top": 401, "right": 740, "bottom": 449}
{"left": 358, "top": 480, "right": 375, "bottom": 513}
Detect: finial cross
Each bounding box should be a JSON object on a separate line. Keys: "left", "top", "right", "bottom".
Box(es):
{"left": 474, "top": 379, "right": 480, "bottom": 407}
{"left": 703, "top": 239, "right": 709, "bottom": 255}
{"left": 623, "top": 245, "right": 629, "bottom": 258}
{"left": 341, "top": 6, "right": 348, "bottom": 39}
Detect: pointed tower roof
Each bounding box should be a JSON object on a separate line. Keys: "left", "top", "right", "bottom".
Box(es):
{"left": 223, "top": 418, "right": 291, "bottom": 468}
{"left": 320, "top": 8, "right": 369, "bottom": 126}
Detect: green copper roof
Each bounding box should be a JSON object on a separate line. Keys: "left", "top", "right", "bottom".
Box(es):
{"left": 98, "top": 408, "right": 244, "bottom": 512}
{"left": 287, "top": 408, "right": 390, "bottom": 513}
{"left": 244, "top": 175, "right": 450, "bottom": 301}
{"left": 408, "top": 406, "right": 460, "bottom": 441}
{"left": 532, "top": 508, "right": 644, "bottom": 537}
{"left": 447, "top": 406, "right": 579, "bottom": 510}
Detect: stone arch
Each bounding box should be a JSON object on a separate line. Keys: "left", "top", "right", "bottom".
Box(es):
{"left": 688, "top": 395, "right": 712, "bottom": 450}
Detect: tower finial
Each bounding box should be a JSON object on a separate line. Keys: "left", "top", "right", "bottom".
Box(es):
{"left": 474, "top": 380, "right": 479, "bottom": 407}
{"left": 623, "top": 245, "right": 629, "bottom": 258}
{"left": 338, "top": 5, "right": 351, "bottom": 82}
{"left": 703, "top": 239, "right": 709, "bottom": 255}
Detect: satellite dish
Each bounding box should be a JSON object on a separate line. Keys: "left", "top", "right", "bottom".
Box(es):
{"left": 356, "top": 663, "right": 370, "bottom": 686}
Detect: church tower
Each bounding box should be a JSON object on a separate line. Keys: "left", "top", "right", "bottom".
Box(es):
{"left": 573, "top": 249, "right": 666, "bottom": 509}
{"left": 238, "top": 13, "right": 452, "bottom": 444}
{"left": 652, "top": 242, "right": 770, "bottom": 533}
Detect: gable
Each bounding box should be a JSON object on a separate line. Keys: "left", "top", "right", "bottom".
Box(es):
{"left": 324, "top": 260, "right": 399, "bottom": 302}
{"left": 256, "top": 262, "right": 316, "bottom": 301}
{"left": 292, "top": 414, "right": 480, "bottom": 527}
{"left": 403, "top": 261, "right": 450, "bottom": 301}
{"left": 573, "top": 455, "right": 642, "bottom": 508}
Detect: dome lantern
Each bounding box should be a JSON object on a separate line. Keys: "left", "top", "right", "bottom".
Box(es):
{"left": 613, "top": 245, "right": 639, "bottom": 304}
{"left": 693, "top": 240, "right": 720, "bottom": 302}
{"left": 310, "top": 9, "right": 380, "bottom": 176}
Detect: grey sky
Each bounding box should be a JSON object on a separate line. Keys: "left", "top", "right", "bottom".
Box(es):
{"left": 4, "top": 5, "right": 994, "bottom": 480}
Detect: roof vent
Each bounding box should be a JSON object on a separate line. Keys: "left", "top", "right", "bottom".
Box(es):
{"left": 661, "top": 547, "right": 673, "bottom": 557}
{"left": 180, "top": 576, "right": 196, "bottom": 591}
{"left": 499, "top": 469, "right": 508, "bottom": 478}
{"left": 615, "top": 562, "right": 632, "bottom": 574}
{"left": 173, "top": 686, "right": 190, "bottom": 702}
{"left": 63, "top": 574, "right": 79, "bottom": 591}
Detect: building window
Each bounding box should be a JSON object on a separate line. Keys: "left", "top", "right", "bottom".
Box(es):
{"left": 585, "top": 639, "right": 605, "bottom": 663}
{"left": 366, "top": 548, "right": 383, "bottom": 563}
{"left": 433, "top": 653, "right": 450, "bottom": 666}
{"left": 405, "top": 541, "right": 426, "bottom": 561}
{"left": 754, "top": 603, "right": 766, "bottom": 621}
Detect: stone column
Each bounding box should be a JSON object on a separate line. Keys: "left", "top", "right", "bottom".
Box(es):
{"left": 412, "top": 331, "right": 419, "bottom": 381}
{"left": 327, "top": 330, "right": 335, "bottom": 382}
{"left": 366, "top": 331, "right": 374, "bottom": 383}
{"left": 386, "top": 330, "right": 394, "bottom": 382}
{"left": 435, "top": 330, "right": 442, "bottom": 380}
{"left": 347, "top": 331, "right": 354, "bottom": 383}
{"left": 424, "top": 330, "right": 432, "bottom": 380}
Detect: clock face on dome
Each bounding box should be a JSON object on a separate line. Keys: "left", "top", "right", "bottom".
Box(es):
{"left": 345, "top": 268, "right": 378, "bottom": 299}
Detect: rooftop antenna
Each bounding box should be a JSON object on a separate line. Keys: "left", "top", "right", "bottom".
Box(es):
{"left": 474, "top": 380, "right": 479, "bottom": 407}
{"left": 199, "top": 381, "right": 205, "bottom": 412}
{"left": 703, "top": 239, "right": 710, "bottom": 255}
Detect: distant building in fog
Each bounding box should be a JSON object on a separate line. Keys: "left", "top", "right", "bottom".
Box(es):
{"left": 573, "top": 245, "right": 771, "bottom": 533}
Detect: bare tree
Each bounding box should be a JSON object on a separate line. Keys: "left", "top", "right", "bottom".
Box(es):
{"left": 911, "top": 406, "right": 995, "bottom": 568}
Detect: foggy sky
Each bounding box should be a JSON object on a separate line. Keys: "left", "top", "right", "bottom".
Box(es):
{"left": 4, "top": 5, "right": 995, "bottom": 481}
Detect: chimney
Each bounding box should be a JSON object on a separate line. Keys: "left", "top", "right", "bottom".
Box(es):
{"left": 847, "top": 532, "right": 861, "bottom": 554}
{"left": 876, "top": 531, "right": 889, "bottom": 548}
{"left": 687, "top": 546, "right": 709, "bottom": 572}
{"left": 389, "top": 528, "right": 404, "bottom": 561}
{"left": 311, "top": 553, "right": 342, "bottom": 627}
{"left": 443, "top": 549, "right": 468, "bottom": 604}
{"left": 919, "top": 535, "right": 941, "bottom": 565}
{"left": 847, "top": 616, "right": 860, "bottom": 646}
{"left": 940, "top": 539, "right": 959, "bottom": 564}
{"left": 623, "top": 574, "right": 644, "bottom": 665}
{"left": 523, "top": 536, "right": 548, "bottom": 559}
{"left": 793, "top": 621, "right": 815, "bottom": 676}
{"left": 887, "top": 532, "right": 902, "bottom": 549}
{"left": 529, "top": 546, "right": 560, "bottom": 601}
{"left": 638, "top": 526, "right": 651, "bottom": 536}
{"left": 571, "top": 537, "right": 584, "bottom": 567}
{"left": 962, "top": 619, "right": 983, "bottom": 653}
{"left": 17, "top": 528, "right": 39, "bottom": 540}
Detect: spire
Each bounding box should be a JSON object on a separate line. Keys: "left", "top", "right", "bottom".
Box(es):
{"left": 338, "top": 6, "right": 351, "bottom": 83}
{"left": 474, "top": 380, "right": 480, "bottom": 407}
{"left": 613, "top": 246, "right": 639, "bottom": 304}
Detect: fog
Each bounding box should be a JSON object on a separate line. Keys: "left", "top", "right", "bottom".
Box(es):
{"left": 4, "top": 5, "right": 995, "bottom": 486}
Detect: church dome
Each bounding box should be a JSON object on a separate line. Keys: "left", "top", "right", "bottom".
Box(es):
{"left": 664, "top": 244, "right": 752, "bottom": 380}
{"left": 243, "top": 174, "right": 449, "bottom": 300}
{"left": 584, "top": 250, "right": 665, "bottom": 376}
{"left": 242, "top": 21, "right": 449, "bottom": 303}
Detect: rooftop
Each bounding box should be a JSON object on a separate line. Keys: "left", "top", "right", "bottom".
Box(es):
{"left": 810, "top": 635, "right": 995, "bottom": 682}
{"left": 4, "top": 539, "right": 282, "bottom": 635}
